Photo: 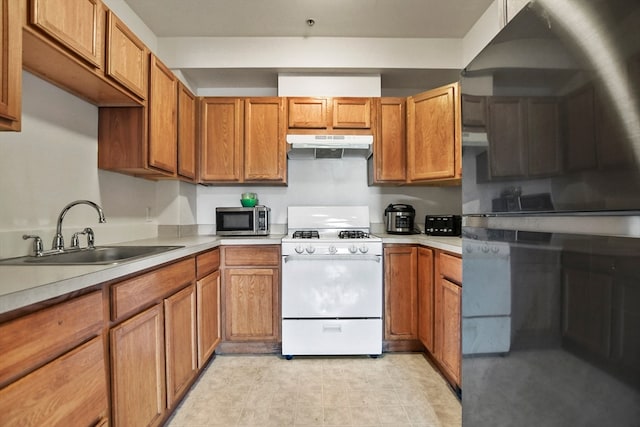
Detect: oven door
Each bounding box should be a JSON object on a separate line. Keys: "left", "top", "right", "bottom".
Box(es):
{"left": 282, "top": 254, "right": 382, "bottom": 318}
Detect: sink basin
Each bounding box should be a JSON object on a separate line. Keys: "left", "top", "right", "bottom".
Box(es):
{"left": 0, "top": 245, "right": 184, "bottom": 266}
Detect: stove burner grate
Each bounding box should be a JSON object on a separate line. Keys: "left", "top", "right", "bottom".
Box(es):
{"left": 338, "top": 230, "right": 370, "bottom": 239}
{"left": 292, "top": 230, "right": 320, "bottom": 239}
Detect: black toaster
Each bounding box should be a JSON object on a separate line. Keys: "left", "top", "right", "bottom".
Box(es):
{"left": 424, "top": 215, "right": 461, "bottom": 236}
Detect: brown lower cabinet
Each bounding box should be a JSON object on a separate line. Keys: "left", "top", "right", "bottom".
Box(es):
{"left": 433, "top": 251, "right": 462, "bottom": 387}
{"left": 384, "top": 245, "right": 418, "bottom": 341}
{"left": 383, "top": 244, "right": 461, "bottom": 388}
{"left": 0, "top": 290, "right": 108, "bottom": 426}
{"left": 110, "top": 304, "right": 166, "bottom": 427}
{"left": 221, "top": 245, "right": 281, "bottom": 347}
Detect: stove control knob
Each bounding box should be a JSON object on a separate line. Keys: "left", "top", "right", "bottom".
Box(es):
{"left": 295, "top": 245, "right": 305, "bottom": 254}
{"left": 349, "top": 245, "right": 358, "bottom": 254}
{"left": 359, "top": 245, "right": 369, "bottom": 254}
{"left": 328, "top": 245, "right": 337, "bottom": 255}
{"left": 306, "top": 245, "right": 316, "bottom": 254}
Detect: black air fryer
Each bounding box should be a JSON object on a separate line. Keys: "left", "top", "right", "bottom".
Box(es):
{"left": 384, "top": 204, "right": 416, "bottom": 234}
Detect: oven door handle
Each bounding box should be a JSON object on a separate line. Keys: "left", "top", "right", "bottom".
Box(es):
{"left": 283, "top": 255, "right": 381, "bottom": 263}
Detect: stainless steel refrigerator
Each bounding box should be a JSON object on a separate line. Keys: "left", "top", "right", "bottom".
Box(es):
{"left": 460, "top": 0, "right": 640, "bottom": 425}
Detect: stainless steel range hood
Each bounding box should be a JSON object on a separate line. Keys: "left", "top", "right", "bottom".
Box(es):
{"left": 286, "top": 134, "right": 373, "bottom": 159}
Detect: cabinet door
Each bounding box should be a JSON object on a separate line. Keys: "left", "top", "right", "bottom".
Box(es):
{"left": 244, "top": 97, "right": 287, "bottom": 183}
{"left": 437, "top": 277, "right": 461, "bottom": 386}
{"left": 148, "top": 55, "right": 177, "bottom": 174}
{"left": 407, "top": 82, "right": 461, "bottom": 182}
{"left": 0, "top": 0, "right": 21, "bottom": 131}
{"left": 332, "top": 97, "right": 372, "bottom": 129}
{"left": 461, "top": 95, "right": 486, "bottom": 129}
{"left": 372, "top": 98, "right": 406, "bottom": 183}
{"left": 562, "top": 267, "right": 613, "bottom": 358}
{"left": 197, "top": 270, "right": 221, "bottom": 367}
{"left": 487, "top": 97, "right": 527, "bottom": 178}
{"left": 200, "top": 98, "right": 244, "bottom": 182}
{"left": 105, "top": 11, "right": 148, "bottom": 100}
{"left": 417, "top": 247, "right": 434, "bottom": 352}
{"left": 564, "top": 85, "right": 597, "bottom": 172}
{"left": 384, "top": 246, "right": 418, "bottom": 340}
{"left": 165, "top": 285, "right": 197, "bottom": 410}
{"left": 527, "top": 97, "right": 561, "bottom": 176}
{"left": 288, "top": 97, "right": 328, "bottom": 129}
{"left": 111, "top": 304, "right": 166, "bottom": 427}
{"left": 177, "top": 83, "right": 197, "bottom": 181}
{"left": 0, "top": 336, "right": 108, "bottom": 426}
{"left": 29, "top": 0, "right": 104, "bottom": 68}
{"left": 224, "top": 268, "right": 279, "bottom": 341}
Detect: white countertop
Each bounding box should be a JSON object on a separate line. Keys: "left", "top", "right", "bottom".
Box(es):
{"left": 0, "top": 233, "right": 460, "bottom": 315}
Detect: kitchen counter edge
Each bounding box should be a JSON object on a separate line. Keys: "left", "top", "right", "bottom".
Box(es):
{"left": 0, "top": 233, "right": 460, "bottom": 315}
{"left": 0, "top": 234, "right": 284, "bottom": 315}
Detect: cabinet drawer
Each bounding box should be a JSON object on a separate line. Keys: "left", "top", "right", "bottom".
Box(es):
{"left": 439, "top": 253, "right": 462, "bottom": 284}
{"left": 0, "top": 336, "right": 108, "bottom": 426}
{"left": 223, "top": 245, "right": 280, "bottom": 266}
{"left": 0, "top": 291, "right": 103, "bottom": 386}
{"left": 197, "top": 248, "right": 220, "bottom": 279}
{"left": 111, "top": 258, "right": 195, "bottom": 321}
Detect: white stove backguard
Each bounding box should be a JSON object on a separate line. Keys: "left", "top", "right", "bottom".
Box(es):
{"left": 287, "top": 206, "right": 370, "bottom": 231}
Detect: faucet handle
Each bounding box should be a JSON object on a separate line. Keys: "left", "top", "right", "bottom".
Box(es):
{"left": 70, "top": 230, "right": 86, "bottom": 249}
{"left": 23, "top": 235, "right": 44, "bottom": 257}
{"left": 84, "top": 227, "right": 96, "bottom": 249}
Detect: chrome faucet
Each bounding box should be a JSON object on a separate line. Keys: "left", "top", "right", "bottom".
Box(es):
{"left": 52, "top": 200, "right": 106, "bottom": 251}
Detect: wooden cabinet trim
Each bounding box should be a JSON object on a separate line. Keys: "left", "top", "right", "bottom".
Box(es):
{"left": 196, "top": 248, "right": 221, "bottom": 279}
{"left": 222, "top": 245, "right": 280, "bottom": 266}
{"left": 439, "top": 252, "right": 462, "bottom": 284}
{"left": 0, "top": 290, "right": 103, "bottom": 387}
{"left": 371, "top": 97, "right": 406, "bottom": 183}
{"left": 110, "top": 258, "right": 195, "bottom": 322}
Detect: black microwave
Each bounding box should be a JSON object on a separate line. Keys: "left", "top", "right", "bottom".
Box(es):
{"left": 216, "top": 206, "right": 270, "bottom": 236}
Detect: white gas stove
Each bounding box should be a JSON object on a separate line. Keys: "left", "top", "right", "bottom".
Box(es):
{"left": 281, "top": 206, "right": 383, "bottom": 358}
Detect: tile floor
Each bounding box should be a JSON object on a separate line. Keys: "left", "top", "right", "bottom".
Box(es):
{"left": 166, "top": 353, "right": 461, "bottom": 426}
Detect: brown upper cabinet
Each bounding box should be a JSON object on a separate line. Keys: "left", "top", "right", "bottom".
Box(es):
{"left": 105, "top": 11, "right": 148, "bottom": 100}
{"left": 370, "top": 83, "right": 461, "bottom": 185}
{"left": 461, "top": 95, "right": 487, "bottom": 129}
{"left": 288, "top": 97, "right": 373, "bottom": 132}
{"left": 23, "top": 0, "right": 146, "bottom": 106}
{"left": 0, "top": 0, "right": 21, "bottom": 131}
{"left": 407, "top": 82, "right": 462, "bottom": 184}
{"left": 487, "top": 96, "right": 561, "bottom": 179}
{"left": 369, "top": 98, "right": 406, "bottom": 184}
{"left": 177, "top": 83, "right": 197, "bottom": 182}
{"left": 200, "top": 97, "right": 287, "bottom": 184}
{"left": 147, "top": 55, "right": 178, "bottom": 175}
{"left": 99, "top": 55, "right": 186, "bottom": 179}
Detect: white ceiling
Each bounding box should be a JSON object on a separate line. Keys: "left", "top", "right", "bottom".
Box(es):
{"left": 123, "top": 0, "right": 494, "bottom": 38}
{"left": 122, "top": 0, "right": 495, "bottom": 92}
